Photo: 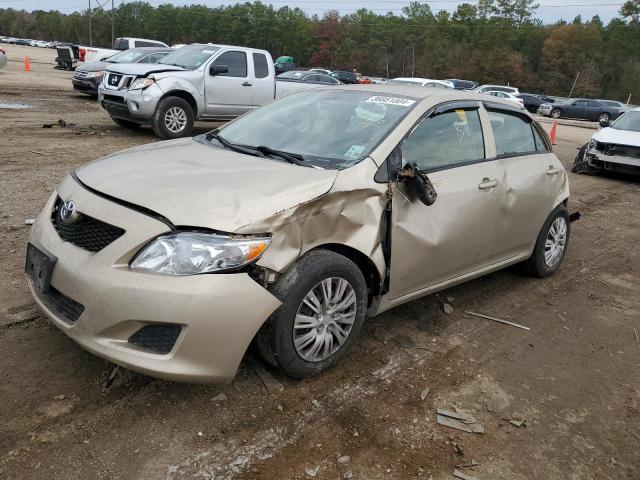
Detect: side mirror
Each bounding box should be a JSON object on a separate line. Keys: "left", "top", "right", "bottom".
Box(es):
{"left": 397, "top": 163, "right": 437, "bottom": 206}
{"left": 209, "top": 64, "right": 228, "bottom": 76}
{"left": 599, "top": 119, "right": 610, "bottom": 128}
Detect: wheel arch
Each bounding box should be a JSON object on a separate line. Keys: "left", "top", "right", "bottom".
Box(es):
{"left": 160, "top": 90, "right": 198, "bottom": 117}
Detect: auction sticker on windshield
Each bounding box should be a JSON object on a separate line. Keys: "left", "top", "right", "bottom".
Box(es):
{"left": 364, "top": 96, "right": 416, "bottom": 107}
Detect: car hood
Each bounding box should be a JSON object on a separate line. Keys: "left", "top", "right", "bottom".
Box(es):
{"left": 76, "top": 61, "right": 108, "bottom": 72}
{"left": 75, "top": 138, "right": 338, "bottom": 231}
{"left": 593, "top": 127, "right": 640, "bottom": 147}
{"left": 105, "top": 63, "right": 185, "bottom": 76}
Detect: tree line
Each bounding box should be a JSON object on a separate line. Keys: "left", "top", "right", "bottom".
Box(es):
{"left": 1, "top": 0, "right": 640, "bottom": 102}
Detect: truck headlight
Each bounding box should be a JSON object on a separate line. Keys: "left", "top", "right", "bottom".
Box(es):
{"left": 130, "top": 232, "right": 271, "bottom": 275}
{"left": 129, "top": 77, "right": 155, "bottom": 90}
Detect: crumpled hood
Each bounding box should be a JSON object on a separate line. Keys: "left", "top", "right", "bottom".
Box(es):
{"left": 75, "top": 138, "right": 338, "bottom": 231}
{"left": 105, "top": 63, "right": 185, "bottom": 76}
{"left": 593, "top": 127, "right": 640, "bottom": 147}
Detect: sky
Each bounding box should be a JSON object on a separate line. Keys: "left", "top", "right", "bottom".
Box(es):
{"left": 0, "top": 0, "right": 627, "bottom": 23}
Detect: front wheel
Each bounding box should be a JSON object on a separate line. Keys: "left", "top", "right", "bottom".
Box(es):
{"left": 598, "top": 112, "right": 610, "bottom": 124}
{"left": 525, "top": 206, "right": 570, "bottom": 278}
{"left": 550, "top": 108, "right": 562, "bottom": 119}
{"left": 151, "top": 96, "right": 194, "bottom": 139}
{"left": 256, "top": 250, "right": 367, "bottom": 379}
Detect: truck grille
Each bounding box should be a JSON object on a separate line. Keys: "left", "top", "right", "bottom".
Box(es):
{"left": 128, "top": 324, "right": 182, "bottom": 354}
{"left": 51, "top": 197, "right": 125, "bottom": 252}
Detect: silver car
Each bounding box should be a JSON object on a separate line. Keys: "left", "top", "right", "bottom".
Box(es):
{"left": 26, "top": 85, "right": 570, "bottom": 383}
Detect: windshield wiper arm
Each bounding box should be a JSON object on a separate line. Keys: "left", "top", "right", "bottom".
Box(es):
{"left": 205, "top": 131, "right": 258, "bottom": 156}
{"left": 255, "top": 145, "right": 306, "bottom": 166}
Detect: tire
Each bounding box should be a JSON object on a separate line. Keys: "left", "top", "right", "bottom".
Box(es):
{"left": 571, "top": 143, "right": 594, "bottom": 174}
{"left": 525, "top": 206, "right": 570, "bottom": 278}
{"left": 151, "top": 96, "right": 194, "bottom": 139}
{"left": 256, "top": 249, "right": 368, "bottom": 379}
{"left": 550, "top": 108, "right": 562, "bottom": 119}
{"left": 112, "top": 117, "right": 141, "bottom": 130}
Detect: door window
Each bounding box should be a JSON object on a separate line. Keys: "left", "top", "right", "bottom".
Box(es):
{"left": 252, "top": 53, "right": 269, "bottom": 79}
{"left": 402, "top": 108, "right": 485, "bottom": 171}
{"left": 489, "top": 111, "right": 539, "bottom": 156}
{"left": 213, "top": 51, "right": 247, "bottom": 77}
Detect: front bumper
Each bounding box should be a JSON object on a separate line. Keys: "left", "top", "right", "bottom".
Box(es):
{"left": 586, "top": 148, "right": 640, "bottom": 174}
{"left": 537, "top": 106, "right": 552, "bottom": 116}
{"left": 27, "top": 176, "right": 281, "bottom": 383}
{"left": 72, "top": 78, "right": 100, "bottom": 95}
{"left": 98, "top": 84, "right": 161, "bottom": 122}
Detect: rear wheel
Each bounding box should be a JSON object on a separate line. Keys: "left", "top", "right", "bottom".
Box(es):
{"left": 112, "top": 117, "right": 141, "bottom": 130}
{"left": 256, "top": 250, "right": 367, "bottom": 378}
{"left": 151, "top": 96, "right": 194, "bottom": 139}
{"left": 525, "top": 206, "right": 570, "bottom": 278}
{"left": 598, "top": 112, "right": 610, "bottom": 124}
{"left": 550, "top": 108, "right": 562, "bottom": 119}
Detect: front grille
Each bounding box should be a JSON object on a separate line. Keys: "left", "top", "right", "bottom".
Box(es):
{"left": 103, "top": 94, "right": 126, "bottom": 104}
{"left": 73, "top": 70, "right": 88, "bottom": 79}
{"left": 128, "top": 324, "right": 182, "bottom": 354}
{"left": 42, "top": 286, "right": 85, "bottom": 323}
{"left": 107, "top": 73, "right": 122, "bottom": 88}
{"left": 51, "top": 197, "right": 125, "bottom": 252}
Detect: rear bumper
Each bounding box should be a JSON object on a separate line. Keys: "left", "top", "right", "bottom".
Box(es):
{"left": 27, "top": 177, "right": 282, "bottom": 383}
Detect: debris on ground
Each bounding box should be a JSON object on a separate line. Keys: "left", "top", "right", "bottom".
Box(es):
{"left": 343, "top": 472, "right": 353, "bottom": 479}
{"left": 305, "top": 465, "right": 320, "bottom": 477}
{"left": 211, "top": 393, "right": 228, "bottom": 402}
{"left": 24, "top": 218, "right": 35, "bottom": 225}
{"left": 248, "top": 356, "right": 284, "bottom": 393}
{"left": 455, "top": 461, "right": 479, "bottom": 469}
{"left": 453, "top": 468, "right": 480, "bottom": 480}
{"left": 102, "top": 365, "right": 120, "bottom": 390}
{"left": 451, "top": 440, "right": 464, "bottom": 456}
{"left": 465, "top": 311, "right": 531, "bottom": 331}
{"left": 443, "top": 302, "right": 454, "bottom": 315}
{"left": 634, "top": 327, "right": 639, "bottom": 346}
{"left": 53, "top": 394, "right": 66, "bottom": 400}
{"left": 42, "top": 118, "right": 75, "bottom": 128}
{"left": 197, "top": 431, "right": 203, "bottom": 437}
{"left": 421, "top": 387, "right": 430, "bottom": 401}
{"left": 510, "top": 419, "right": 526, "bottom": 428}
{"left": 29, "top": 150, "right": 51, "bottom": 156}
{"left": 437, "top": 408, "right": 485, "bottom": 434}
{"left": 337, "top": 455, "right": 351, "bottom": 464}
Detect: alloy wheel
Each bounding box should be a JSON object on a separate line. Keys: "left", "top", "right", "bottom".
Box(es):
{"left": 164, "top": 106, "right": 187, "bottom": 133}
{"left": 293, "top": 277, "right": 357, "bottom": 362}
{"left": 544, "top": 217, "right": 567, "bottom": 268}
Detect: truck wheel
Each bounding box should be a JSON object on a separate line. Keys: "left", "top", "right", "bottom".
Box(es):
{"left": 151, "top": 96, "right": 194, "bottom": 139}
{"left": 112, "top": 118, "right": 140, "bottom": 130}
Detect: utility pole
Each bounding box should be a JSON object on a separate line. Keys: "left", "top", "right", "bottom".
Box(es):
{"left": 88, "top": 0, "right": 92, "bottom": 46}
{"left": 568, "top": 72, "right": 580, "bottom": 98}
{"left": 411, "top": 45, "right": 415, "bottom": 77}
{"left": 111, "top": 0, "right": 115, "bottom": 47}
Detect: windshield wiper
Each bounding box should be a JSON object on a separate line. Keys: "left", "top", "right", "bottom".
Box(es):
{"left": 255, "top": 145, "right": 306, "bottom": 166}
{"left": 205, "top": 131, "right": 258, "bottom": 156}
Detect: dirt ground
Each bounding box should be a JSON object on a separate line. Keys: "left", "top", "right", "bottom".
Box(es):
{"left": 1, "top": 45, "right": 639, "bottom": 480}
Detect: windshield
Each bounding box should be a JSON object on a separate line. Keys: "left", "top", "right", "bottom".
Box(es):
{"left": 611, "top": 111, "right": 640, "bottom": 132}
{"left": 158, "top": 45, "right": 220, "bottom": 69}
{"left": 107, "top": 49, "right": 155, "bottom": 63}
{"left": 216, "top": 90, "right": 418, "bottom": 169}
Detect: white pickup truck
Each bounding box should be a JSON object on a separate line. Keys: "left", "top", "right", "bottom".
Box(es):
{"left": 78, "top": 37, "right": 169, "bottom": 64}
{"left": 98, "top": 44, "right": 341, "bottom": 138}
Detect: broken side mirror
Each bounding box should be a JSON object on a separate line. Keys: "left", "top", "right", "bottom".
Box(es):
{"left": 209, "top": 64, "right": 228, "bottom": 76}
{"left": 397, "top": 162, "right": 437, "bottom": 206}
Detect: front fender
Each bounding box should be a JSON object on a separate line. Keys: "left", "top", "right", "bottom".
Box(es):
{"left": 154, "top": 77, "right": 205, "bottom": 116}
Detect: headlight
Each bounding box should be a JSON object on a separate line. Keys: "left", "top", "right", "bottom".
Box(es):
{"left": 85, "top": 70, "right": 105, "bottom": 78}
{"left": 129, "top": 77, "right": 155, "bottom": 90}
{"left": 130, "top": 232, "right": 271, "bottom": 276}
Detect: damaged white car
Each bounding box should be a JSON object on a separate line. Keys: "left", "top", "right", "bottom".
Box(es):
{"left": 573, "top": 107, "right": 640, "bottom": 175}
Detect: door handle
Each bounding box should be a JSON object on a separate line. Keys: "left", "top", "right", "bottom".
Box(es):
{"left": 478, "top": 178, "right": 498, "bottom": 190}
{"left": 242, "top": 81, "right": 252, "bottom": 87}
{"left": 547, "top": 166, "right": 561, "bottom": 175}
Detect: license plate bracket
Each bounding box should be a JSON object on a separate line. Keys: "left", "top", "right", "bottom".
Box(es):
{"left": 25, "top": 243, "right": 57, "bottom": 294}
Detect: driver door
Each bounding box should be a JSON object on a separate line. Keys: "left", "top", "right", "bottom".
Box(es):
{"left": 388, "top": 103, "right": 504, "bottom": 300}
{"left": 205, "top": 50, "right": 253, "bottom": 117}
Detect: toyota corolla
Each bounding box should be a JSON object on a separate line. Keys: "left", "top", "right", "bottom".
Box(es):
{"left": 26, "top": 85, "right": 570, "bottom": 383}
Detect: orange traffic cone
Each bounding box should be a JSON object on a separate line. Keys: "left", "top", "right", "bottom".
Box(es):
{"left": 24, "top": 55, "right": 31, "bottom": 72}
{"left": 550, "top": 120, "right": 557, "bottom": 145}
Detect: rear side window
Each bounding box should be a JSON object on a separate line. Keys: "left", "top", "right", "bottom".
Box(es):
{"left": 489, "top": 111, "right": 539, "bottom": 156}
{"left": 114, "top": 38, "right": 128, "bottom": 50}
{"left": 402, "top": 108, "right": 485, "bottom": 171}
{"left": 214, "top": 51, "right": 247, "bottom": 77}
{"left": 134, "top": 40, "right": 164, "bottom": 48}
{"left": 252, "top": 53, "right": 269, "bottom": 79}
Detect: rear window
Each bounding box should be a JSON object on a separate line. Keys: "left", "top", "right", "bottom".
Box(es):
{"left": 134, "top": 40, "right": 164, "bottom": 48}
{"left": 253, "top": 53, "right": 269, "bottom": 79}
{"left": 489, "top": 111, "right": 541, "bottom": 156}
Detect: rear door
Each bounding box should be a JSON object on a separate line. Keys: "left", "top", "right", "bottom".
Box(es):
{"left": 585, "top": 100, "right": 603, "bottom": 121}
{"left": 204, "top": 50, "right": 253, "bottom": 117}
{"left": 485, "top": 104, "right": 565, "bottom": 263}
{"left": 250, "top": 52, "right": 274, "bottom": 106}
{"left": 388, "top": 102, "right": 504, "bottom": 299}
{"left": 568, "top": 100, "right": 588, "bottom": 119}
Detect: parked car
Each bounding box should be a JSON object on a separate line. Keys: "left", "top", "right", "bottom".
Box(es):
{"left": 446, "top": 79, "right": 479, "bottom": 90}
{"left": 473, "top": 84, "right": 519, "bottom": 94}
{"left": 26, "top": 86, "right": 570, "bottom": 383}
{"left": 73, "top": 47, "right": 172, "bottom": 96}
{"left": 77, "top": 37, "right": 169, "bottom": 65}
{"left": 596, "top": 99, "right": 632, "bottom": 115}
{"left": 538, "top": 98, "right": 621, "bottom": 124}
{"left": 390, "top": 78, "right": 454, "bottom": 89}
{"left": 14, "top": 38, "right": 29, "bottom": 46}
{"left": 330, "top": 70, "right": 359, "bottom": 84}
{"left": 516, "top": 93, "right": 554, "bottom": 114}
{"left": 0, "top": 47, "right": 7, "bottom": 69}
{"left": 277, "top": 70, "right": 341, "bottom": 85}
{"left": 308, "top": 68, "right": 331, "bottom": 75}
{"left": 484, "top": 90, "right": 524, "bottom": 108}
{"left": 573, "top": 107, "right": 640, "bottom": 176}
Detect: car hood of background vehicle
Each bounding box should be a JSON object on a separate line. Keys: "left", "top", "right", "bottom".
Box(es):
{"left": 76, "top": 61, "right": 108, "bottom": 72}
{"left": 75, "top": 138, "right": 338, "bottom": 231}
{"left": 105, "top": 63, "right": 185, "bottom": 76}
{"left": 593, "top": 127, "right": 640, "bottom": 147}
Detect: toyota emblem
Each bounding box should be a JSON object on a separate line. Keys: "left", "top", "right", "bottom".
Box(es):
{"left": 59, "top": 200, "right": 79, "bottom": 224}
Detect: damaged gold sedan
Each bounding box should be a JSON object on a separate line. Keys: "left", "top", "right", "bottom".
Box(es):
{"left": 26, "top": 85, "right": 570, "bottom": 382}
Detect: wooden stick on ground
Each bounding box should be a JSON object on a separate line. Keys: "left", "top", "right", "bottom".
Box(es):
{"left": 465, "top": 311, "right": 531, "bottom": 331}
